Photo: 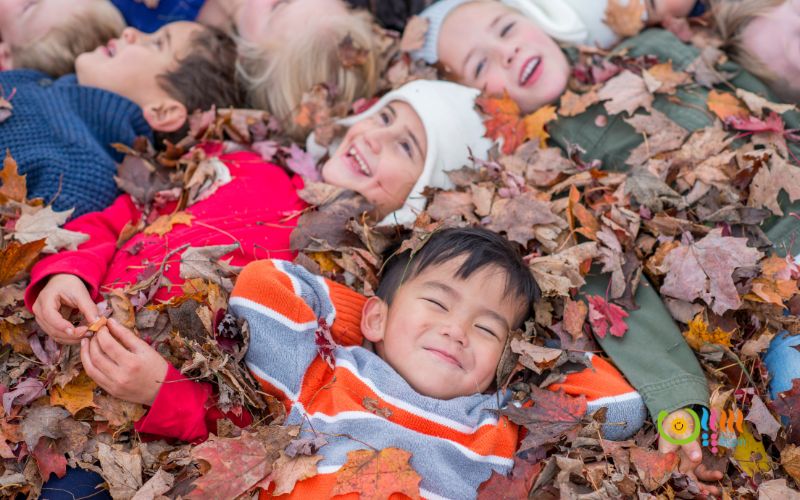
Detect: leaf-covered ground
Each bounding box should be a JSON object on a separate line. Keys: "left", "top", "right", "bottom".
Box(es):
{"left": 0, "top": 8, "right": 800, "bottom": 500}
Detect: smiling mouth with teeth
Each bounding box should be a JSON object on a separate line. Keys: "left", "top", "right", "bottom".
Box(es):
{"left": 519, "top": 57, "right": 541, "bottom": 86}
{"left": 348, "top": 146, "right": 372, "bottom": 176}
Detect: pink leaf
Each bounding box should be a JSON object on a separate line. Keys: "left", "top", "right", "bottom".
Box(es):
{"left": 285, "top": 144, "right": 321, "bottom": 181}
{"left": 586, "top": 295, "right": 629, "bottom": 339}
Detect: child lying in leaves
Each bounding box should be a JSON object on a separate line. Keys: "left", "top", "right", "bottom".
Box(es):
{"left": 82, "top": 228, "right": 648, "bottom": 498}
{"left": 0, "top": 21, "right": 242, "bottom": 217}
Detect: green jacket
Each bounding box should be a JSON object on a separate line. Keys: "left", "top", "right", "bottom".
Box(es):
{"left": 550, "top": 29, "right": 800, "bottom": 418}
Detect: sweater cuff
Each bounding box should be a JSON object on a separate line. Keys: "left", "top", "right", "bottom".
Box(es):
{"left": 24, "top": 255, "right": 107, "bottom": 311}
{"left": 327, "top": 280, "right": 367, "bottom": 346}
{"left": 134, "top": 365, "right": 213, "bottom": 443}
{"left": 638, "top": 374, "right": 710, "bottom": 418}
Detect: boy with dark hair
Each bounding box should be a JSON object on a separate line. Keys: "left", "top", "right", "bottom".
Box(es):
{"left": 72, "top": 227, "right": 647, "bottom": 497}
{"left": 0, "top": 21, "right": 243, "bottom": 217}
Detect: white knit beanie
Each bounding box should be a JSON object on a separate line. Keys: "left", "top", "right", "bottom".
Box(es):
{"left": 307, "top": 80, "right": 492, "bottom": 226}
{"left": 411, "top": 0, "right": 471, "bottom": 64}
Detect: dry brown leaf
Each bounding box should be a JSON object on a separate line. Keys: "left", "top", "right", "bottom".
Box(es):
{"left": 597, "top": 70, "right": 653, "bottom": 116}
{"left": 0, "top": 152, "right": 27, "bottom": 203}
{"left": 748, "top": 154, "right": 800, "bottom": 216}
{"left": 559, "top": 90, "right": 599, "bottom": 117}
{"left": 644, "top": 62, "right": 690, "bottom": 95}
{"left": 529, "top": 242, "right": 599, "bottom": 297}
{"left": 0, "top": 239, "right": 46, "bottom": 287}
{"left": 331, "top": 448, "right": 421, "bottom": 499}
{"left": 624, "top": 109, "right": 689, "bottom": 166}
{"left": 485, "top": 192, "right": 565, "bottom": 247}
{"left": 604, "top": 0, "right": 646, "bottom": 37}
{"left": 745, "top": 395, "right": 781, "bottom": 440}
{"left": 510, "top": 338, "right": 562, "bottom": 374}
{"left": 563, "top": 298, "right": 588, "bottom": 339}
{"left": 269, "top": 451, "right": 323, "bottom": 495}
{"left": 98, "top": 442, "right": 143, "bottom": 499}
{"left": 735, "top": 88, "right": 796, "bottom": 118}
{"left": 12, "top": 207, "right": 89, "bottom": 253}
{"left": 143, "top": 211, "right": 195, "bottom": 237}
{"left": 781, "top": 445, "right": 800, "bottom": 484}
{"left": 49, "top": 371, "right": 96, "bottom": 416}
{"left": 707, "top": 90, "right": 750, "bottom": 122}
{"left": 400, "top": 16, "right": 429, "bottom": 52}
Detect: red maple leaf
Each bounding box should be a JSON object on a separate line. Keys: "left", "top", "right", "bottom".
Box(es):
{"left": 477, "top": 457, "right": 542, "bottom": 499}
{"left": 586, "top": 295, "right": 629, "bottom": 339}
{"left": 315, "top": 319, "right": 338, "bottom": 369}
{"left": 476, "top": 92, "right": 526, "bottom": 155}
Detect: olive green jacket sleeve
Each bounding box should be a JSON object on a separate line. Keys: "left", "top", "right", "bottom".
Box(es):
{"left": 551, "top": 29, "right": 800, "bottom": 418}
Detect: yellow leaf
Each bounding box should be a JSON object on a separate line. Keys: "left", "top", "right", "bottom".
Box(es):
{"left": 682, "top": 314, "right": 732, "bottom": 351}
{"left": 50, "top": 371, "right": 97, "bottom": 416}
{"left": 707, "top": 90, "right": 750, "bottom": 122}
{"left": 732, "top": 425, "right": 772, "bottom": 477}
{"left": 523, "top": 105, "right": 557, "bottom": 148}
{"left": 309, "top": 251, "right": 341, "bottom": 273}
{"left": 144, "top": 211, "right": 195, "bottom": 237}
{"left": 604, "top": 0, "right": 646, "bottom": 38}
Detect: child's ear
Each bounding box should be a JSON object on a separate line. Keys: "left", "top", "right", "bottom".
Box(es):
{"left": 142, "top": 99, "right": 188, "bottom": 132}
{"left": 0, "top": 42, "right": 13, "bottom": 71}
{"left": 361, "top": 296, "right": 388, "bottom": 343}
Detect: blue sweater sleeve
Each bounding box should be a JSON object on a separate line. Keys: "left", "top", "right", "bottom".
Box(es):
{"left": 110, "top": 0, "right": 206, "bottom": 32}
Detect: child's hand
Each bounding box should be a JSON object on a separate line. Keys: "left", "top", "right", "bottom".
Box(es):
{"left": 80, "top": 318, "right": 168, "bottom": 406}
{"left": 32, "top": 273, "right": 99, "bottom": 345}
{"left": 658, "top": 409, "right": 724, "bottom": 497}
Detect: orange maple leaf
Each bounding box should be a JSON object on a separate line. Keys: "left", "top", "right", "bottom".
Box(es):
{"left": 478, "top": 93, "right": 556, "bottom": 154}
{"left": 144, "top": 211, "right": 195, "bottom": 237}
{"left": 0, "top": 239, "right": 46, "bottom": 287}
{"left": 707, "top": 90, "right": 750, "bottom": 122}
{"left": 0, "top": 152, "right": 27, "bottom": 203}
{"left": 331, "top": 448, "right": 422, "bottom": 499}
{"left": 604, "top": 0, "right": 646, "bottom": 38}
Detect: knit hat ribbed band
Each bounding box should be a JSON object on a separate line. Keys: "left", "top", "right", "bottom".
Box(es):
{"left": 411, "top": 0, "right": 471, "bottom": 64}
{"left": 309, "top": 80, "right": 492, "bottom": 227}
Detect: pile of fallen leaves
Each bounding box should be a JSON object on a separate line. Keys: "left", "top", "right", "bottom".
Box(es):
{"left": 1, "top": 6, "right": 800, "bottom": 500}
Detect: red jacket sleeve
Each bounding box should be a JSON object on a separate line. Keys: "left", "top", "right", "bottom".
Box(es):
{"left": 24, "top": 194, "right": 142, "bottom": 310}
{"left": 134, "top": 365, "right": 253, "bottom": 443}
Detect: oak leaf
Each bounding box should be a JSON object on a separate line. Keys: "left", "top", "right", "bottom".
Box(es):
{"left": 604, "top": 0, "right": 645, "bottom": 37}
{"left": 12, "top": 207, "right": 89, "bottom": 253}
{"left": 331, "top": 448, "right": 422, "bottom": 499}
{"left": 658, "top": 229, "right": 763, "bottom": 315}
{"left": 143, "top": 211, "right": 195, "bottom": 237}
{"left": 629, "top": 447, "right": 678, "bottom": 491}
{"left": 586, "top": 295, "right": 629, "bottom": 338}
{"left": 0, "top": 152, "right": 26, "bottom": 203}
{"left": 501, "top": 387, "right": 586, "bottom": 451}
{"left": 597, "top": 70, "right": 653, "bottom": 116}
{"left": 50, "top": 371, "right": 97, "bottom": 416}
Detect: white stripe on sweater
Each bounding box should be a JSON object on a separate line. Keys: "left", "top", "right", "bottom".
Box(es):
{"left": 336, "top": 356, "right": 502, "bottom": 433}
{"left": 245, "top": 361, "right": 300, "bottom": 402}
{"left": 229, "top": 296, "right": 318, "bottom": 332}
{"left": 305, "top": 409, "right": 514, "bottom": 467}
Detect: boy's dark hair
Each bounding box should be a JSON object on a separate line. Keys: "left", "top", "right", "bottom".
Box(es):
{"left": 376, "top": 227, "right": 540, "bottom": 327}
{"left": 155, "top": 27, "right": 246, "bottom": 145}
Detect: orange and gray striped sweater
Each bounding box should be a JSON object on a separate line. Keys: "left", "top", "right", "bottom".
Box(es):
{"left": 230, "top": 259, "right": 646, "bottom": 499}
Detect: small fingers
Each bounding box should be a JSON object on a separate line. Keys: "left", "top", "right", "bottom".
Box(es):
{"left": 35, "top": 294, "right": 75, "bottom": 337}
{"left": 88, "top": 332, "right": 119, "bottom": 375}
{"left": 80, "top": 338, "right": 114, "bottom": 391}
{"left": 695, "top": 463, "right": 724, "bottom": 482}
{"left": 94, "top": 326, "right": 131, "bottom": 363}
{"left": 681, "top": 440, "right": 703, "bottom": 464}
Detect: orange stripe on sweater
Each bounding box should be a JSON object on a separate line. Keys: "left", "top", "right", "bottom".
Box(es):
{"left": 233, "top": 260, "right": 316, "bottom": 325}
{"left": 291, "top": 358, "right": 518, "bottom": 458}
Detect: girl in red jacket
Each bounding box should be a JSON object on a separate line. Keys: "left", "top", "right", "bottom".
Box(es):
{"left": 26, "top": 79, "right": 492, "bottom": 424}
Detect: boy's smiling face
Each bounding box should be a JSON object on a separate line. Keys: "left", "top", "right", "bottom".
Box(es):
{"left": 76, "top": 22, "right": 200, "bottom": 107}
{"left": 361, "top": 256, "right": 528, "bottom": 400}
{"left": 322, "top": 101, "right": 427, "bottom": 218}
{"left": 437, "top": 1, "right": 570, "bottom": 114}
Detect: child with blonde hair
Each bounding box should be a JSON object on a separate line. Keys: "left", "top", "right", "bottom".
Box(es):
{"left": 0, "top": 0, "right": 124, "bottom": 75}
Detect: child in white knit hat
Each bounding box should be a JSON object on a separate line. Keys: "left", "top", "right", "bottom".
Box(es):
{"left": 309, "top": 79, "right": 493, "bottom": 225}
{"left": 411, "top": 0, "right": 704, "bottom": 113}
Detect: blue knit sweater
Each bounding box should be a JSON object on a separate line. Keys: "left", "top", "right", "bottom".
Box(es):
{"left": 111, "top": 0, "right": 205, "bottom": 32}
{"left": 0, "top": 70, "right": 152, "bottom": 217}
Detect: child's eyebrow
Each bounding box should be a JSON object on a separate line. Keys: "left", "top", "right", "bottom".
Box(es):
{"left": 164, "top": 28, "right": 172, "bottom": 51}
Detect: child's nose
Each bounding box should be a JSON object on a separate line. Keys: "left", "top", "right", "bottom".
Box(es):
{"left": 441, "top": 323, "right": 468, "bottom": 345}
{"left": 121, "top": 27, "right": 140, "bottom": 44}
{"left": 363, "top": 129, "right": 384, "bottom": 155}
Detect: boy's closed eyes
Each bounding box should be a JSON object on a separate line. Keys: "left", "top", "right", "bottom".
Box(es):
{"left": 360, "top": 255, "right": 529, "bottom": 400}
